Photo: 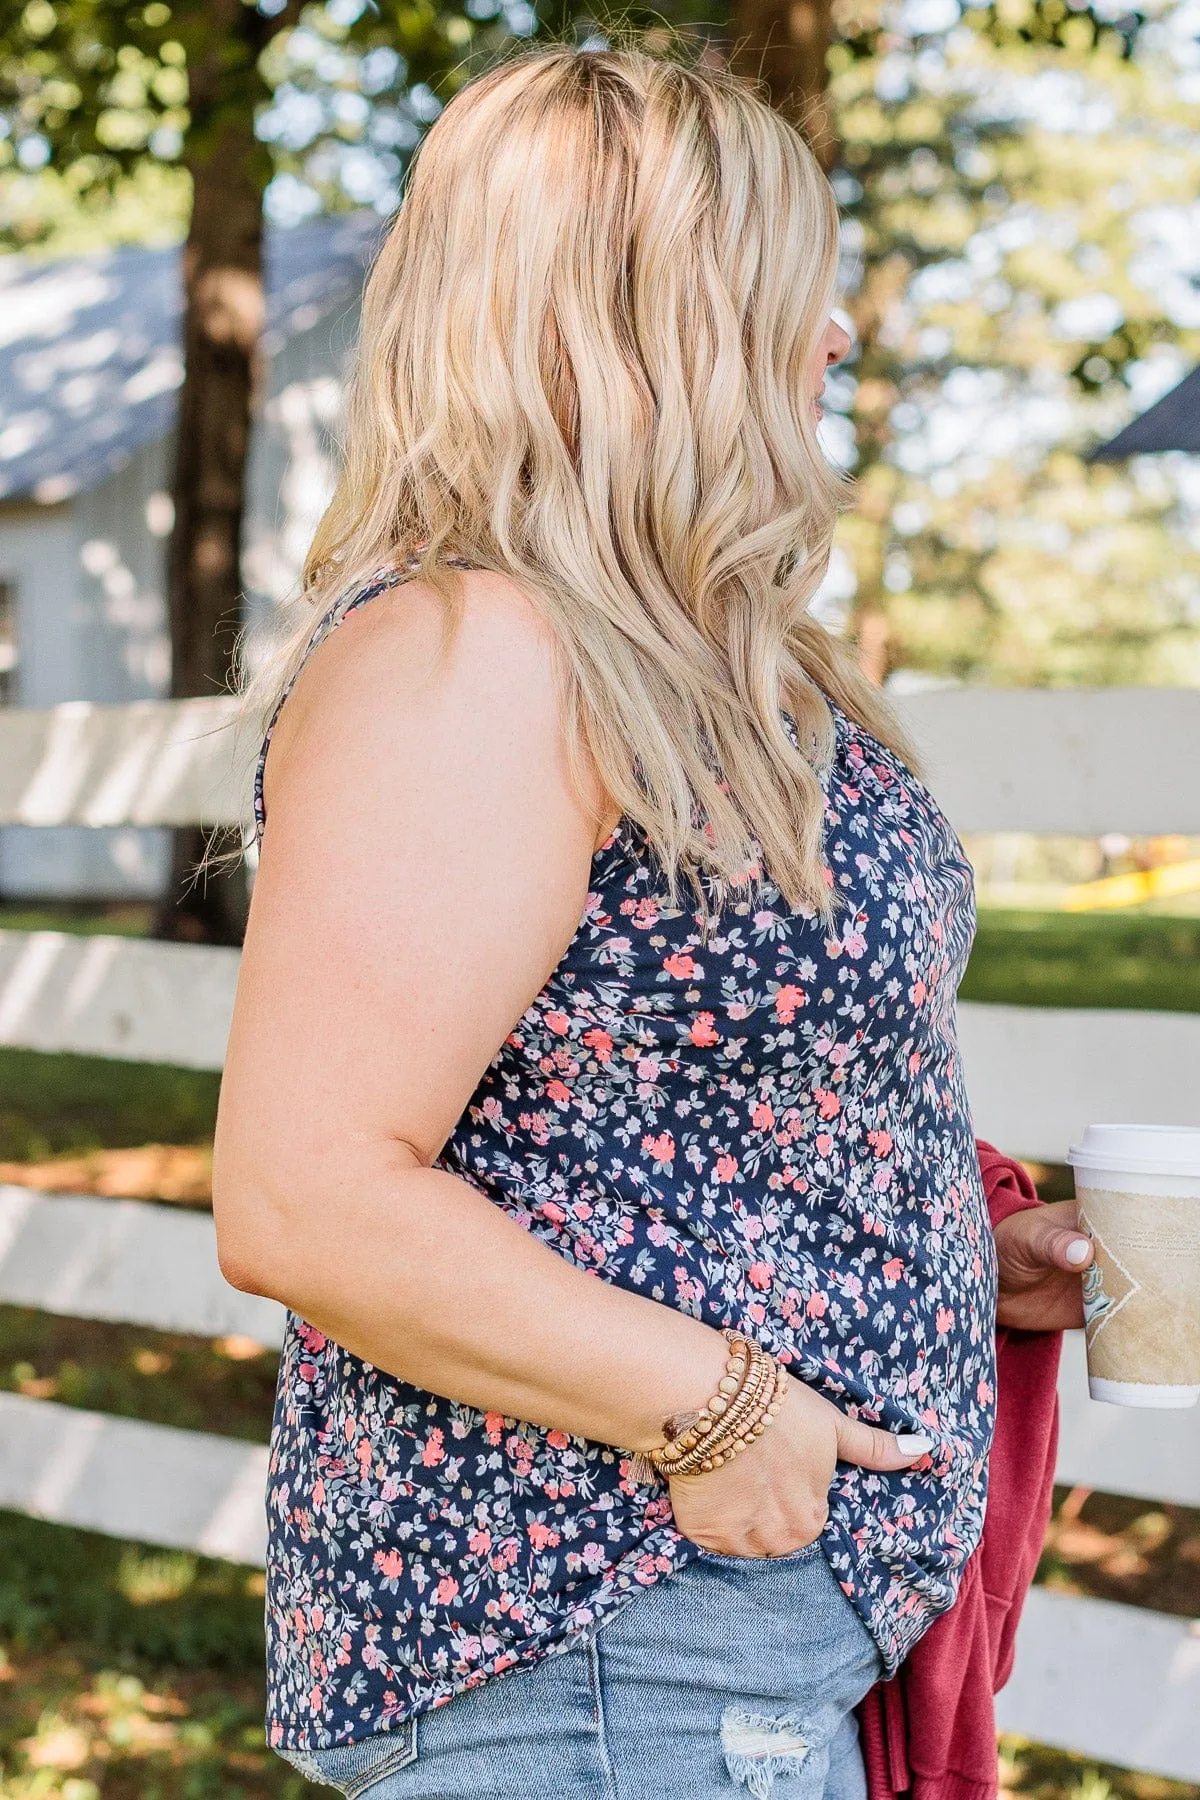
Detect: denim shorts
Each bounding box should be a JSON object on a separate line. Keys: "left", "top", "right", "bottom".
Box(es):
{"left": 276, "top": 1540, "right": 884, "bottom": 1800}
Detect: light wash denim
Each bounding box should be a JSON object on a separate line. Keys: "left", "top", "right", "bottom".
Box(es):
{"left": 276, "top": 1540, "right": 883, "bottom": 1800}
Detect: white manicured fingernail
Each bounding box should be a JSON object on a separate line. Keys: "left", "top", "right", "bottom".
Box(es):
{"left": 1065, "top": 1238, "right": 1091, "bottom": 1265}
{"left": 896, "top": 1434, "right": 934, "bottom": 1455}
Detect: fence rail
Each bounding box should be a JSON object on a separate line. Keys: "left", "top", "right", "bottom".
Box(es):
{"left": 995, "top": 1588, "right": 1200, "bottom": 1782}
{"left": 2, "top": 688, "right": 1199, "bottom": 1781}
{"left": 4, "top": 928, "right": 1195, "bottom": 1161}
{"left": 4, "top": 687, "right": 1200, "bottom": 835}
{"left": 0, "top": 696, "right": 240, "bottom": 829}
{"left": 3, "top": 1188, "right": 1196, "bottom": 1509}
{"left": 0, "top": 928, "right": 238, "bottom": 1068}
{"left": 0, "top": 1389, "right": 269, "bottom": 1564}
{"left": 0, "top": 1184, "right": 283, "bottom": 1344}
{"left": 895, "top": 686, "right": 1200, "bottom": 836}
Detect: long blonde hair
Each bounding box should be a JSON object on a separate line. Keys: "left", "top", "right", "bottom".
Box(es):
{"left": 253, "top": 45, "right": 915, "bottom": 915}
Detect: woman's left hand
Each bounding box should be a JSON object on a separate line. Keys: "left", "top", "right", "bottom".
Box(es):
{"left": 993, "top": 1199, "right": 1093, "bottom": 1331}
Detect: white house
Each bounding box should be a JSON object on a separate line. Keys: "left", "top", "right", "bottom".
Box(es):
{"left": 0, "top": 211, "right": 380, "bottom": 899}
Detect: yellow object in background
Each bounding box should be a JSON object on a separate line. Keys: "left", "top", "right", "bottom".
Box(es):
{"left": 1062, "top": 859, "right": 1200, "bottom": 912}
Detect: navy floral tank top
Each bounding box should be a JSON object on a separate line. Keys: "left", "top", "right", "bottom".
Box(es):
{"left": 255, "top": 568, "right": 998, "bottom": 1752}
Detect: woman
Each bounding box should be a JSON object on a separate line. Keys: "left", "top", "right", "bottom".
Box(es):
{"left": 213, "top": 46, "right": 1092, "bottom": 1800}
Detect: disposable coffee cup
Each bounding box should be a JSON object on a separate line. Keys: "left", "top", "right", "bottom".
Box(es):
{"left": 1068, "top": 1123, "right": 1200, "bottom": 1409}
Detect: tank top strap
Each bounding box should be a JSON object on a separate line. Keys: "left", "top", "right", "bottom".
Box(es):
{"left": 253, "top": 553, "right": 475, "bottom": 842}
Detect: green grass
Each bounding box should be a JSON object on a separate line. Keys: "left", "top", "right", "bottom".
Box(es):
{"left": 0, "top": 1515, "right": 266, "bottom": 1672}
{"left": 0, "top": 1512, "right": 1193, "bottom": 1800}
{"left": 999, "top": 1739, "right": 1199, "bottom": 1800}
{"left": 0, "top": 1525, "right": 320, "bottom": 1797}
{"left": 0, "top": 904, "right": 153, "bottom": 939}
{"left": 0, "top": 1514, "right": 317, "bottom": 1797}
{"left": 963, "top": 910, "right": 1200, "bottom": 1013}
{"left": 0, "top": 1050, "right": 220, "bottom": 1164}
{"left": 0, "top": 1648, "right": 315, "bottom": 1800}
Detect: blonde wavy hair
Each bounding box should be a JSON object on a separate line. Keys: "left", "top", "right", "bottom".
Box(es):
{"left": 251, "top": 44, "right": 915, "bottom": 916}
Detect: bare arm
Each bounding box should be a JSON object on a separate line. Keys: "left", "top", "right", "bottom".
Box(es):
{"left": 213, "top": 572, "right": 923, "bottom": 1553}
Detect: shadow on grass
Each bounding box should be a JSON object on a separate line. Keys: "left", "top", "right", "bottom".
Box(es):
{"left": 0, "top": 1308, "right": 277, "bottom": 1442}
{"left": 0, "top": 1513, "right": 266, "bottom": 1669}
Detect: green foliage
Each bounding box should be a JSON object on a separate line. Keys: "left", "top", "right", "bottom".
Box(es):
{"left": 0, "top": 152, "right": 189, "bottom": 250}
{"left": 0, "top": 0, "right": 527, "bottom": 247}
{"left": 0, "top": 0, "right": 241, "bottom": 244}
{"left": 827, "top": 0, "right": 1200, "bottom": 685}
{"left": 0, "top": 0, "right": 191, "bottom": 173}
{"left": 3, "top": 0, "right": 1196, "bottom": 684}
{"left": 962, "top": 908, "right": 1200, "bottom": 1011}
{"left": 253, "top": 0, "right": 518, "bottom": 223}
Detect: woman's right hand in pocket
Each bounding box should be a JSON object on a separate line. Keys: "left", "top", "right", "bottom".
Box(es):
{"left": 668, "top": 1374, "right": 933, "bottom": 1560}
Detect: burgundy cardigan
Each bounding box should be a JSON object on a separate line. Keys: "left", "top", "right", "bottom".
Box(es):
{"left": 858, "top": 1142, "right": 1062, "bottom": 1800}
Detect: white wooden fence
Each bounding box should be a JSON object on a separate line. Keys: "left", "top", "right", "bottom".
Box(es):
{"left": 1, "top": 689, "right": 1199, "bottom": 1779}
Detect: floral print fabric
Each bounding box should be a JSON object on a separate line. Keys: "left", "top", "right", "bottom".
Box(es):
{"left": 255, "top": 572, "right": 997, "bottom": 1751}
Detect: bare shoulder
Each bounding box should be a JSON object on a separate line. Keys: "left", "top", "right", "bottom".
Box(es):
{"left": 279, "top": 567, "right": 556, "bottom": 728}
{"left": 265, "top": 570, "right": 560, "bottom": 788}
{"left": 260, "top": 567, "right": 610, "bottom": 851}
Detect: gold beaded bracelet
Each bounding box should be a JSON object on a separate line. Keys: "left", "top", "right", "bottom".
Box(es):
{"left": 663, "top": 1340, "right": 783, "bottom": 1476}
{"left": 635, "top": 1332, "right": 788, "bottom": 1482}
{"left": 665, "top": 1347, "right": 785, "bottom": 1476}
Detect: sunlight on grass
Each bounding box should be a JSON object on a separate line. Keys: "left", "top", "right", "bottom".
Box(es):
{"left": 0, "top": 1513, "right": 269, "bottom": 1667}
{"left": 0, "top": 1311, "right": 277, "bottom": 1443}
{"left": 1072, "top": 1774, "right": 1118, "bottom": 1800}
{"left": 2, "top": 1775, "right": 100, "bottom": 1800}
{"left": 115, "top": 1551, "right": 199, "bottom": 1610}
{"left": 6, "top": 1671, "right": 233, "bottom": 1797}
{"left": 0, "top": 1656, "right": 315, "bottom": 1799}
{"left": 1037, "top": 1489, "right": 1200, "bottom": 1615}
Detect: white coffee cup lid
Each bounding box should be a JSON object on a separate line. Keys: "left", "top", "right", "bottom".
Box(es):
{"left": 1069, "top": 1122, "right": 1200, "bottom": 1177}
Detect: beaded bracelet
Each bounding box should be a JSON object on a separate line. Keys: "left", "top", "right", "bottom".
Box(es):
{"left": 638, "top": 1332, "right": 788, "bottom": 1481}
{"left": 661, "top": 1337, "right": 783, "bottom": 1476}
{"left": 665, "top": 1347, "right": 785, "bottom": 1476}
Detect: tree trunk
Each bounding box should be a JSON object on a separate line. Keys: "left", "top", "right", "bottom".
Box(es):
{"left": 154, "top": 3, "right": 274, "bottom": 944}
{"left": 727, "top": 0, "right": 837, "bottom": 166}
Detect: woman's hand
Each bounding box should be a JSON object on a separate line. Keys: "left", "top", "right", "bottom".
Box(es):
{"left": 668, "top": 1375, "right": 933, "bottom": 1559}
{"left": 993, "top": 1199, "right": 1093, "bottom": 1331}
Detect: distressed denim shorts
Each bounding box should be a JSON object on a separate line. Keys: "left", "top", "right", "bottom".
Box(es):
{"left": 276, "top": 1540, "right": 884, "bottom": 1800}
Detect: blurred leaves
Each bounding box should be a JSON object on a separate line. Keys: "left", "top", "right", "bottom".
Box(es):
{"left": 2, "top": 0, "right": 1198, "bottom": 684}
{"left": 0, "top": 0, "right": 528, "bottom": 246}
{"left": 825, "top": 0, "right": 1200, "bottom": 684}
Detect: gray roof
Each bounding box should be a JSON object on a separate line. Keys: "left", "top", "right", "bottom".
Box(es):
{"left": 1090, "top": 366, "right": 1200, "bottom": 460}
{"left": 0, "top": 210, "right": 383, "bottom": 504}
